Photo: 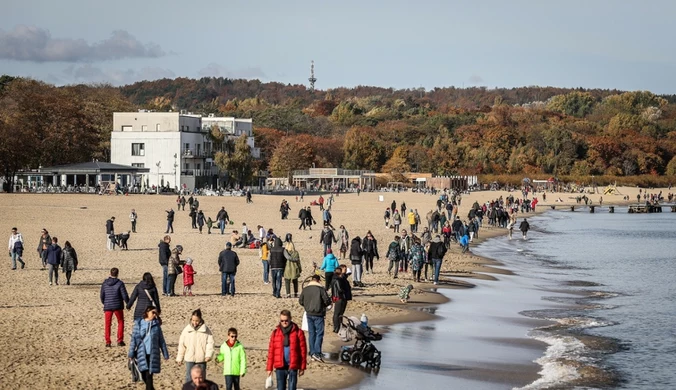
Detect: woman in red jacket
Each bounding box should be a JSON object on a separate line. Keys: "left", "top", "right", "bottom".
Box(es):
{"left": 266, "top": 310, "right": 307, "bottom": 390}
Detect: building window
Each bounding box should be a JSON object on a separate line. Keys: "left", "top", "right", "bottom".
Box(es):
{"left": 184, "top": 143, "right": 190, "bottom": 154}
{"left": 181, "top": 125, "right": 185, "bottom": 131}
{"left": 184, "top": 163, "right": 190, "bottom": 170}
{"left": 196, "top": 144, "right": 201, "bottom": 156}
{"left": 131, "top": 163, "right": 145, "bottom": 168}
{"left": 196, "top": 163, "right": 201, "bottom": 170}
{"left": 131, "top": 143, "right": 145, "bottom": 156}
{"left": 141, "top": 125, "right": 147, "bottom": 132}
{"left": 121, "top": 125, "right": 132, "bottom": 132}
{"left": 186, "top": 126, "right": 190, "bottom": 132}
{"left": 156, "top": 124, "right": 160, "bottom": 131}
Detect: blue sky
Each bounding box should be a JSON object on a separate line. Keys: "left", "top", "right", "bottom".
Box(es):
{"left": 2, "top": 0, "right": 675, "bottom": 93}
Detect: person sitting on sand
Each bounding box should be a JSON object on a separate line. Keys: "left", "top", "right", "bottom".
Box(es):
{"left": 399, "top": 284, "right": 414, "bottom": 303}
{"left": 230, "top": 231, "right": 242, "bottom": 247}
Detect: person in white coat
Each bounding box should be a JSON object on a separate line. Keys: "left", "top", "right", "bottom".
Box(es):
{"left": 176, "top": 309, "right": 215, "bottom": 384}
{"left": 8, "top": 227, "right": 25, "bottom": 270}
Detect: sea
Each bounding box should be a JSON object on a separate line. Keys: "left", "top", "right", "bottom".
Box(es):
{"left": 344, "top": 207, "right": 676, "bottom": 389}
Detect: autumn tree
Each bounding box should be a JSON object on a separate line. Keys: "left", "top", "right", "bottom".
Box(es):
{"left": 546, "top": 92, "right": 596, "bottom": 117}
{"left": 213, "top": 135, "right": 254, "bottom": 187}
{"left": 381, "top": 146, "right": 410, "bottom": 182}
{"left": 268, "top": 136, "right": 315, "bottom": 177}
{"left": 342, "top": 127, "right": 384, "bottom": 170}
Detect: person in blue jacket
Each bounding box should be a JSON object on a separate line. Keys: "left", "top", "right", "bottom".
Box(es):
{"left": 459, "top": 234, "right": 470, "bottom": 254}
{"left": 319, "top": 248, "right": 340, "bottom": 289}
{"left": 129, "top": 306, "right": 169, "bottom": 390}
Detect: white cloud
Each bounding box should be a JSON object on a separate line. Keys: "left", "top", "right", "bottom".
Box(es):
{"left": 0, "top": 26, "right": 166, "bottom": 62}
{"left": 61, "top": 64, "right": 175, "bottom": 85}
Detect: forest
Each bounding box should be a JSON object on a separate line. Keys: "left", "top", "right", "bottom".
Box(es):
{"left": 3, "top": 74, "right": 676, "bottom": 191}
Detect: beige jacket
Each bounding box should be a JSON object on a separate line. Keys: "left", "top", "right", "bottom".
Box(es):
{"left": 176, "top": 323, "right": 215, "bottom": 363}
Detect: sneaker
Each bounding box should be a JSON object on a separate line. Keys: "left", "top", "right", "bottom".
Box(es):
{"left": 434, "top": 282, "right": 438, "bottom": 285}
{"left": 105, "top": 344, "right": 112, "bottom": 348}
{"left": 118, "top": 341, "right": 126, "bottom": 347}
{"left": 264, "top": 281, "right": 270, "bottom": 285}
{"left": 49, "top": 282, "right": 52, "bottom": 286}
{"left": 311, "top": 354, "right": 324, "bottom": 362}
{"left": 20, "top": 263, "right": 25, "bottom": 269}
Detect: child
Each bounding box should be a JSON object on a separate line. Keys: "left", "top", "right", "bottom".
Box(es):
{"left": 183, "top": 258, "right": 196, "bottom": 296}
{"left": 399, "top": 284, "right": 414, "bottom": 303}
{"left": 216, "top": 327, "right": 247, "bottom": 390}
{"left": 206, "top": 217, "right": 213, "bottom": 234}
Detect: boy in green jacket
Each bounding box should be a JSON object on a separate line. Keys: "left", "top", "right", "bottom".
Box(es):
{"left": 216, "top": 328, "right": 247, "bottom": 390}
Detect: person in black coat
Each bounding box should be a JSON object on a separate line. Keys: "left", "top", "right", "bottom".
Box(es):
{"left": 100, "top": 267, "right": 129, "bottom": 347}
{"left": 165, "top": 208, "right": 175, "bottom": 234}
{"left": 349, "top": 237, "right": 364, "bottom": 287}
{"left": 106, "top": 217, "right": 115, "bottom": 251}
{"left": 127, "top": 272, "right": 161, "bottom": 328}
{"left": 427, "top": 235, "right": 447, "bottom": 285}
{"left": 519, "top": 218, "right": 530, "bottom": 240}
{"left": 269, "top": 238, "right": 287, "bottom": 298}
{"left": 298, "top": 207, "right": 308, "bottom": 230}
{"left": 158, "top": 236, "right": 172, "bottom": 296}
{"left": 218, "top": 242, "right": 240, "bottom": 297}
{"left": 361, "top": 231, "right": 379, "bottom": 274}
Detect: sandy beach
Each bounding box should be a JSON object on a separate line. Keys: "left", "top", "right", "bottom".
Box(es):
{"left": 0, "top": 185, "right": 659, "bottom": 389}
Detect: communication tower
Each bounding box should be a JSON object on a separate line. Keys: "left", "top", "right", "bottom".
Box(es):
{"left": 308, "top": 60, "right": 317, "bottom": 91}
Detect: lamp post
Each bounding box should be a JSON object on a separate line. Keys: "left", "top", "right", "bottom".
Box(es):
{"left": 155, "top": 161, "right": 161, "bottom": 194}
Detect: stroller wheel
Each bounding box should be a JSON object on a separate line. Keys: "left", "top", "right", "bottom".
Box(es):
{"left": 340, "top": 350, "right": 351, "bottom": 362}
{"left": 350, "top": 351, "right": 363, "bottom": 366}
{"left": 373, "top": 355, "right": 382, "bottom": 367}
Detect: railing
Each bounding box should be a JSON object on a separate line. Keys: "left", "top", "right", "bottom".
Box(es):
{"left": 292, "top": 169, "right": 375, "bottom": 176}
{"left": 182, "top": 149, "right": 208, "bottom": 158}
{"left": 181, "top": 169, "right": 215, "bottom": 177}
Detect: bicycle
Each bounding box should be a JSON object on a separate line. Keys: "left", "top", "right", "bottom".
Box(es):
{"left": 301, "top": 261, "right": 325, "bottom": 289}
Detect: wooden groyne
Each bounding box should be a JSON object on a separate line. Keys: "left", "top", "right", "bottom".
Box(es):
{"left": 628, "top": 205, "right": 663, "bottom": 213}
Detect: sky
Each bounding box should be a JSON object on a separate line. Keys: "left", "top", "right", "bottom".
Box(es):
{"left": 2, "top": 0, "right": 676, "bottom": 93}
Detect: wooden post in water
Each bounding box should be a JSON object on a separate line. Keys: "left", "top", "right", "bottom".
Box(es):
{"left": 550, "top": 205, "right": 555, "bottom": 210}
{"left": 609, "top": 206, "right": 615, "bottom": 213}
{"left": 671, "top": 206, "right": 676, "bottom": 212}
{"left": 571, "top": 206, "right": 575, "bottom": 212}
{"left": 590, "top": 206, "right": 595, "bottom": 213}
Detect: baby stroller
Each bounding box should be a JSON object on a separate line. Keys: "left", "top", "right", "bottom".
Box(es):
{"left": 338, "top": 316, "right": 382, "bottom": 368}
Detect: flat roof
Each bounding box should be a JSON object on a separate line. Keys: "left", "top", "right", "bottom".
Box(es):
{"left": 38, "top": 162, "right": 150, "bottom": 174}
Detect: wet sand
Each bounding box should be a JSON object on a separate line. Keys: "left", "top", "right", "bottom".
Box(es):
{"left": 0, "top": 186, "right": 659, "bottom": 389}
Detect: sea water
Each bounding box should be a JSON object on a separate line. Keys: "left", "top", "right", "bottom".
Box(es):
{"left": 474, "top": 208, "right": 676, "bottom": 389}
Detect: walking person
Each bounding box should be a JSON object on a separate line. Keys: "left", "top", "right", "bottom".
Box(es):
{"left": 319, "top": 223, "right": 337, "bottom": 257}
{"left": 106, "top": 216, "right": 116, "bottom": 250}
{"left": 8, "top": 227, "right": 25, "bottom": 270}
{"left": 266, "top": 310, "right": 307, "bottom": 390}
{"left": 362, "top": 231, "right": 379, "bottom": 274}
{"left": 129, "top": 209, "right": 138, "bottom": 233}
{"left": 197, "top": 210, "right": 205, "bottom": 234}
{"left": 128, "top": 306, "right": 170, "bottom": 390}
{"left": 37, "top": 228, "right": 51, "bottom": 270}
{"left": 165, "top": 208, "right": 175, "bottom": 234}
{"left": 349, "top": 236, "right": 364, "bottom": 287}
{"left": 100, "top": 267, "right": 129, "bottom": 347}
{"left": 167, "top": 245, "right": 184, "bottom": 297}
{"left": 216, "top": 327, "right": 248, "bottom": 390}
{"left": 392, "top": 210, "right": 402, "bottom": 233}
{"left": 60, "top": 241, "right": 78, "bottom": 285}
{"left": 127, "top": 273, "right": 162, "bottom": 329}
{"left": 46, "top": 237, "right": 62, "bottom": 285}
{"left": 409, "top": 237, "right": 426, "bottom": 282}
{"left": 386, "top": 236, "right": 401, "bottom": 279}
{"left": 158, "top": 236, "right": 172, "bottom": 296}
{"left": 176, "top": 309, "right": 215, "bottom": 384}
{"left": 183, "top": 258, "right": 196, "bottom": 296}
{"left": 427, "top": 235, "right": 447, "bottom": 285}
{"left": 217, "top": 207, "right": 230, "bottom": 235}
{"left": 283, "top": 239, "right": 302, "bottom": 298}
{"left": 337, "top": 225, "right": 349, "bottom": 260}
{"left": 330, "top": 267, "right": 351, "bottom": 333}
{"left": 260, "top": 238, "right": 271, "bottom": 284}
{"left": 218, "top": 242, "right": 240, "bottom": 297}
{"left": 269, "top": 238, "right": 287, "bottom": 298}
{"left": 320, "top": 248, "right": 340, "bottom": 290}
{"left": 298, "top": 275, "right": 331, "bottom": 362}
{"left": 519, "top": 218, "right": 530, "bottom": 240}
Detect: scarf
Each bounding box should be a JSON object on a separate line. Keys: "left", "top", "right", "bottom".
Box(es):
{"left": 281, "top": 323, "right": 292, "bottom": 347}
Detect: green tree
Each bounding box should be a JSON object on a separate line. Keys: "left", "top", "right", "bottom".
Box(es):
{"left": 213, "top": 135, "right": 254, "bottom": 187}
{"left": 546, "top": 92, "right": 596, "bottom": 117}
{"left": 342, "top": 127, "right": 384, "bottom": 170}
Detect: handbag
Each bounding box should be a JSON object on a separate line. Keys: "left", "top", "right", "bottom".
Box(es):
{"left": 128, "top": 358, "right": 142, "bottom": 382}
{"left": 301, "top": 311, "right": 309, "bottom": 332}
{"left": 176, "top": 265, "right": 183, "bottom": 275}
{"left": 265, "top": 375, "right": 273, "bottom": 389}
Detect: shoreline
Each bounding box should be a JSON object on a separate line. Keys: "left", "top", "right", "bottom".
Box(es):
{"left": 0, "top": 186, "right": 661, "bottom": 389}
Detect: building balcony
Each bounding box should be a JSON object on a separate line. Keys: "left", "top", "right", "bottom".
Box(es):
{"left": 181, "top": 169, "right": 215, "bottom": 177}
{"left": 182, "top": 149, "right": 209, "bottom": 158}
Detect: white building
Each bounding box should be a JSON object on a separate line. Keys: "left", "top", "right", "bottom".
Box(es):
{"left": 201, "top": 114, "right": 260, "bottom": 158}
{"left": 111, "top": 111, "right": 259, "bottom": 189}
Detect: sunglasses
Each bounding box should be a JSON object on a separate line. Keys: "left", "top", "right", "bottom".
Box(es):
{"left": 229, "top": 335, "right": 238, "bottom": 339}
{"left": 279, "top": 319, "right": 290, "bottom": 324}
